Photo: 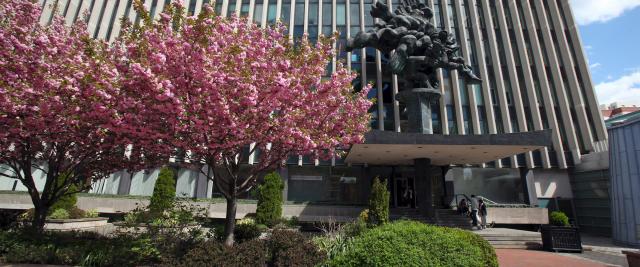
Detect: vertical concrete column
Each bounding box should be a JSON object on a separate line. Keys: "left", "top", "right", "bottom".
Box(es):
{"left": 453, "top": 0, "right": 480, "bottom": 135}
{"left": 532, "top": 0, "right": 581, "bottom": 164}
{"left": 107, "top": 0, "right": 130, "bottom": 42}
{"left": 117, "top": 171, "right": 133, "bottom": 195}
{"left": 441, "top": 0, "right": 465, "bottom": 135}
{"left": 96, "top": 0, "right": 119, "bottom": 39}
{"left": 195, "top": 165, "right": 210, "bottom": 198}
{"left": 479, "top": 0, "right": 516, "bottom": 167}
{"left": 546, "top": 0, "right": 594, "bottom": 151}
{"left": 387, "top": 0, "right": 401, "bottom": 132}
{"left": 520, "top": 0, "right": 566, "bottom": 169}
{"left": 505, "top": 0, "right": 550, "bottom": 168}
{"left": 494, "top": 0, "right": 532, "bottom": 168}
{"left": 415, "top": 158, "right": 433, "bottom": 217}
{"left": 519, "top": 168, "right": 538, "bottom": 206}
{"left": 222, "top": 0, "right": 230, "bottom": 17}
{"left": 429, "top": 1, "right": 448, "bottom": 135}
{"left": 556, "top": 0, "right": 607, "bottom": 141}
{"left": 279, "top": 166, "right": 289, "bottom": 201}
{"left": 467, "top": 0, "right": 497, "bottom": 136}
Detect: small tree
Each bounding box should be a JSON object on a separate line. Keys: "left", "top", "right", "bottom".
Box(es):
{"left": 255, "top": 172, "right": 284, "bottom": 226}
{"left": 149, "top": 167, "right": 176, "bottom": 217}
{"left": 0, "top": 0, "right": 174, "bottom": 230}
{"left": 116, "top": 1, "right": 372, "bottom": 246}
{"left": 368, "top": 177, "right": 390, "bottom": 226}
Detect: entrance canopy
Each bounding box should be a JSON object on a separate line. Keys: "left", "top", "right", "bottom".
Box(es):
{"left": 345, "top": 130, "right": 552, "bottom": 165}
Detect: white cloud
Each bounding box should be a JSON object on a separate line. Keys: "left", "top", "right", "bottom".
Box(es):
{"left": 570, "top": 0, "right": 640, "bottom": 25}
{"left": 589, "top": 62, "right": 601, "bottom": 69}
{"left": 595, "top": 71, "right": 640, "bottom": 106}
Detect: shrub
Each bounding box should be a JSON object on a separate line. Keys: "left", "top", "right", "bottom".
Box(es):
{"left": 255, "top": 172, "right": 284, "bottom": 226}
{"left": 149, "top": 167, "right": 176, "bottom": 218}
{"left": 327, "top": 220, "right": 498, "bottom": 267}
{"left": 234, "top": 218, "right": 267, "bottom": 243}
{"left": 549, "top": 211, "right": 570, "bottom": 226}
{"left": 171, "top": 239, "right": 267, "bottom": 267}
{"left": 268, "top": 229, "right": 325, "bottom": 267}
{"left": 49, "top": 173, "right": 79, "bottom": 214}
{"left": 84, "top": 209, "right": 99, "bottom": 218}
{"left": 67, "top": 207, "right": 86, "bottom": 219}
{"left": 48, "top": 208, "right": 70, "bottom": 220}
{"left": 367, "top": 177, "right": 390, "bottom": 226}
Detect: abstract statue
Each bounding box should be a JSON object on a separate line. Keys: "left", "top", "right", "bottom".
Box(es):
{"left": 346, "top": 0, "right": 481, "bottom": 134}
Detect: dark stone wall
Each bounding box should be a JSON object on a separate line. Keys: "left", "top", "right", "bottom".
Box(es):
{"left": 569, "top": 169, "right": 611, "bottom": 237}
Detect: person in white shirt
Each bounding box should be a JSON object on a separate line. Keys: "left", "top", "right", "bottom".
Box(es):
{"left": 470, "top": 195, "right": 479, "bottom": 228}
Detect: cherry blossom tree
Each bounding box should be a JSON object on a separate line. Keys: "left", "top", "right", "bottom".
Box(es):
{"left": 116, "top": 1, "right": 372, "bottom": 246}
{"left": 0, "top": 0, "right": 173, "bottom": 229}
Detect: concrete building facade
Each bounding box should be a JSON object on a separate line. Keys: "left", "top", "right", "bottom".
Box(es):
{"left": 1, "top": 0, "right": 608, "bottom": 218}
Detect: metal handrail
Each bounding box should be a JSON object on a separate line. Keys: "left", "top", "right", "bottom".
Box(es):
{"left": 451, "top": 194, "right": 530, "bottom": 208}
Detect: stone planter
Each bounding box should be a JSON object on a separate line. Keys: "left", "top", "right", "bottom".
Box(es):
{"left": 623, "top": 250, "right": 640, "bottom": 267}
{"left": 112, "top": 222, "right": 203, "bottom": 234}
{"left": 540, "top": 225, "right": 582, "bottom": 252}
{"left": 44, "top": 217, "right": 109, "bottom": 231}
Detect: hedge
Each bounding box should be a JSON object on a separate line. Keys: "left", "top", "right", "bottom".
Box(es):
{"left": 327, "top": 220, "right": 498, "bottom": 267}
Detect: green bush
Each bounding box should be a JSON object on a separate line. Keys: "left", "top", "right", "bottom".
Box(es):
{"left": 0, "top": 230, "right": 161, "bottom": 266}
{"left": 85, "top": 209, "right": 99, "bottom": 218}
{"left": 171, "top": 239, "right": 267, "bottom": 267}
{"left": 367, "top": 177, "right": 390, "bottom": 226}
{"left": 255, "top": 172, "right": 284, "bottom": 226}
{"left": 267, "top": 230, "right": 325, "bottom": 267}
{"left": 48, "top": 208, "right": 70, "bottom": 220}
{"left": 149, "top": 167, "right": 176, "bottom": 218}
{"left": 49, "top": 173, "right": 79, "bottom": 214}
{"left": 327, "top": 220, "right": 498, "bottom": 267}
{"left": 67, "top": 207, "right": 86, "bottom": 219}
{"left": 234, "top": 218, "right": 267, "bottom": 243}
{"left": 549, "top": 211, "right": 570, "bottom": 226}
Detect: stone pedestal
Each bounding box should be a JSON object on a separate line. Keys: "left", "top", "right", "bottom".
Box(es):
{"left": 415, "top": 158, "right": 433, "bottom": 217}
{"left": 396, "top": 88, "right": 441, "bottom": 134}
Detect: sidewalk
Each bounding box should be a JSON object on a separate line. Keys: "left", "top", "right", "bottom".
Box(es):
{"left": 497, "top": 249, "right": 610, "bottom": 267}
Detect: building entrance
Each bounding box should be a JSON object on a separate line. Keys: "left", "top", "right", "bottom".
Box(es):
{"left": 394, "top": 177, "right": 416, "bottom": 208}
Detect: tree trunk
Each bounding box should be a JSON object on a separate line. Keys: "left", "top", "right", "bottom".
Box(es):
{"left": 223, "top": 197, "right": 237, "bottom": 247}
{"left": 32, "top": 204, "right": 49, "bottom": 231}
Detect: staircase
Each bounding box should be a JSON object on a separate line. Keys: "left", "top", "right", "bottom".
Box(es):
{"left": 390, "top": 208, "right": 542, "bottom": 249}
{"left": 475, "top": 228, "right": 542, "bottom": 249}
{"left": 434, "top": 209, "right": 473, "bottom": 229}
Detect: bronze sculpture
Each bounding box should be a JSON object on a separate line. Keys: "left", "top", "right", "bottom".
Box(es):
{"left": 346, "top": 0, "right": 481, "bottom": 134}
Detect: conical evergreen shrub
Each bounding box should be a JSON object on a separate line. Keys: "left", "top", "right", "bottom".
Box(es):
{"left": 149, "top": 167, "right": 176, "bottom": 217}
{"left": 255, "top": 172, "right": 284, "bottom": 226}
{"left": 368, "top": 176, "right": 390, "bottom": 226}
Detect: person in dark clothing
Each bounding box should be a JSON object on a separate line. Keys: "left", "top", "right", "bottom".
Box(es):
{"left": 458, "top": 198, "right": 469, "bottom": 216}
{"left": 479, "top": 199, "right": 488, "bottom": 229}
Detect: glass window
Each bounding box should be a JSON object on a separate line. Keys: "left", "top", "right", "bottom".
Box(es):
{"left": 336, "top": 4, "right": 346, "bottom": 26}
{"left": 350, "top": 2, "right": 360, "bottom": 26}
{"left": 309, "top": 3, "right": 318, "bottom": 25}
{"left": 253, "top": 3, "right": 263, "bottom": 22}
{"left": 267, "top": 3, "right": 277, "bottom": 23}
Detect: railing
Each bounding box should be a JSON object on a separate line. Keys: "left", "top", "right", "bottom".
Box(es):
{"left": 451, "top": 194, "right": 531, "bottom": 209}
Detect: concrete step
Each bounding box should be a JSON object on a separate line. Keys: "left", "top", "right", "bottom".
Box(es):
{"left": 491, "top": 244, "right": 542, "bottom": 249}
{"left": 480, "top": 236, "right": 542, "bottom": 241}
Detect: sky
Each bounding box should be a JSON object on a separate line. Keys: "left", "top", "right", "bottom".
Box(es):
{"left": 569, "top": 0, "right": 640, "bottom": 107}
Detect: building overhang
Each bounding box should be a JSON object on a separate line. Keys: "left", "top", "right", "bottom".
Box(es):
{"left": 345, "top": 130, "right": 553, "bottom": 166}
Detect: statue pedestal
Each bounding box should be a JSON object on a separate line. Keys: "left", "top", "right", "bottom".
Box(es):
{"left": 396, "top": 87, "right": 442, "bottom": 134}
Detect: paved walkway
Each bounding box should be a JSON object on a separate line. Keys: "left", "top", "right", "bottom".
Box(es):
{"left": 496, "top": 249, "right": 611, "bottom": 267}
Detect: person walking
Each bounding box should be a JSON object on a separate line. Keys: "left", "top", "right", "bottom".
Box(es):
{"left": 479, "top": 199, "right": 488, "bottom": 229}
{"left": 470, "top": 195, "right": 479, "bottom": 229}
